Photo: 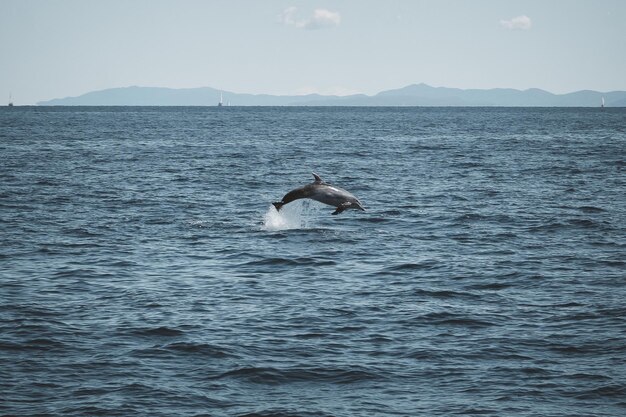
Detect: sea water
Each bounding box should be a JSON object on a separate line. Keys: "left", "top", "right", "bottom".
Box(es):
{"left": 1, "top": 106, "right": 625, "bottom": 416}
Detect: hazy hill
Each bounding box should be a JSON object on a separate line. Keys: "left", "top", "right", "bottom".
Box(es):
{"left": 38, "top": 86, "right": 326, "bottom": 106}
{"left": 38, "top": 84, "right": 626, "bottom": 106}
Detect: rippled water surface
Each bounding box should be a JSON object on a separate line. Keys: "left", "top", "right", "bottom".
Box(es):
{"left": 1, "top": 107, "right": 625, "bottom": 416}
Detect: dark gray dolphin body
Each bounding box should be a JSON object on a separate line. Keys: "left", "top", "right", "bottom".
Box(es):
{"left": 273, "top": 173, "right": 365, "bottom": 215}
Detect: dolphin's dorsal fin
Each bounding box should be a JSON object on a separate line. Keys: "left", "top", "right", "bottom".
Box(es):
{"left": 312, "top": 172, "right": 323, "bottom": 183}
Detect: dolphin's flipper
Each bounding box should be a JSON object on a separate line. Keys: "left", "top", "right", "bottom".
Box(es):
{"left": 312, "top": 172, "right": 323, "bottom": 183}
{"left": 332, "top": 202, "right": 351, "bottom": 215}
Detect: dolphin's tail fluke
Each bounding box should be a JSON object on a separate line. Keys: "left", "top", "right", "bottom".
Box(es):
{"left": 272, "top": 202, "right": 284, "bottom": 211}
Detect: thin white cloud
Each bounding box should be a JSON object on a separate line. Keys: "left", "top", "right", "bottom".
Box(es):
{"left": 500, "top": 15, "right": 532, "bottom": 30}
{"left": 305, "top": 9, "right": 341, "bottom": 29}
{"left": 279, "top": 7, "right": 298, "bottom": 26}
{"left": 279, "top": 7, "right": 341, "bottom": 30}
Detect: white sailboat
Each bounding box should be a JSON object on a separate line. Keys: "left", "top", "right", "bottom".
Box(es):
{"left": 218, "top": 92, "right": 223, "bottom": 107}
{"left": 601, "top": 97, "right": 605, "bottom": 108}
{"left": 8, "top": 93, "right": 14, "bottom": 107}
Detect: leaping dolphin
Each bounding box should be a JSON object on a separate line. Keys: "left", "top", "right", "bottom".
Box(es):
{"left": 273, "top": 173, "right": 366, "bottom": 215}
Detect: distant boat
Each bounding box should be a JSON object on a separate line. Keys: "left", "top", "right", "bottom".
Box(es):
{"left": 218, "top": 92, "right": 223, "bottom": 107}
{"left": 601, "top": 97, "right": 605, "bottom": 108}
{"left": 8, "top": 93, "right": 13, "bottom": 107}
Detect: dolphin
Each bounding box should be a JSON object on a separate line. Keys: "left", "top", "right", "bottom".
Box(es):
{"left": 273, "top": 173, "right": 366, "bottom": 215}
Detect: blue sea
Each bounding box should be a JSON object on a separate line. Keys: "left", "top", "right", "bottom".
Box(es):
{"left": 1, "top": 106, "right": 625, "bottom": 416}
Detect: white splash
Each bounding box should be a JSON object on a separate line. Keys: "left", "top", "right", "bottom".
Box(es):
{"left": 262, "top": 200, "right": 316, "bottom": 231}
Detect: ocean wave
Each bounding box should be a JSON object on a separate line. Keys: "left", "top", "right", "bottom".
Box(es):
{"left": 128, "top": 326, "right": 185, "bottom": 337}
{"left": 0, "top": 337, "right": 68, "bottom": 351}
{"left": 527, "top": 217, "right": 613, "bottom": 233}
{"left": 53, "top": 267, "right": 112, "bottom": 279}
{"left": 396, "top": 311, "right": 502, "bottom": 328}
{"left": 212, "top": 365, "right": 387, "bottom": 385}
{"left": 235, "top": 409, "right": 334, "bottom": 417}
{"left": 571, "top": 384, "right": 626, "bottom": 400}
{"left": 354, "top": 216, "right": 393, "bottom": 223}
{"left": 379, "top": 260, "right": 441, "bottom": 273}
{"left": 412, "top": 288, "right": 479, "bottom": 299}
{"left": 577, "top": 205, "right": 606, "bottom": 213}
{"left": 164, "top": 341, "right": 238, "bottom": 358}
{"left": 239, "top": 257, "right": 337, "bottom": 267}
{"left": 464, "top": 282, "right": 513, "bottom": 291}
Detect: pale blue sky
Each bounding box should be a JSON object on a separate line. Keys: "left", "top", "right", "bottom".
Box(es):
{"left": 1, "top": 0, "right": 625, "bottom": 104}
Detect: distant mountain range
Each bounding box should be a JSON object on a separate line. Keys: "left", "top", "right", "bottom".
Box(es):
{"left": 38, "top": 83, "right": 626, "bottom": 107}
